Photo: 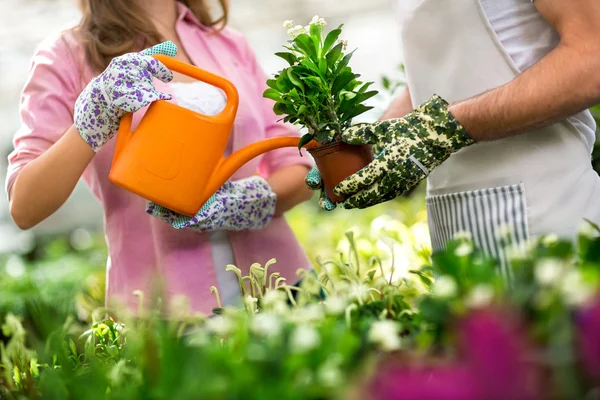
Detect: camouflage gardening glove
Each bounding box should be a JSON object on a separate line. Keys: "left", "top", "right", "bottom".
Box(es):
{"left": 334, "top": 95, "right": 474, "bottom": 209}
{"left": 305, "top": 166, "right": 337, "bottom": 211}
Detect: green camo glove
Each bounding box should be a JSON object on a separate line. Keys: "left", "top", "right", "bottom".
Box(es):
{"left": 334, "top": 95, "right": 474, "bottom": 209}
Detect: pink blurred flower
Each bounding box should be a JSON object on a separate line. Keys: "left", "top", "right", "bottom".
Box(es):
{"left": 368, "top": 308, "right": 541, "bottom": 400}
{"left": 576, "top": 294, "right": 600, "bottom": 383}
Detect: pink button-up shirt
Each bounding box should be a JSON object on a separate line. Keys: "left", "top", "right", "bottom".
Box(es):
{"left": 7, "top": 3, "right": 313, "bottom": 315}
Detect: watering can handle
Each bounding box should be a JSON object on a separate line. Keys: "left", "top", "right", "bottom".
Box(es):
{"left": 152, "top": 54, "right": 239, "bottom": 120}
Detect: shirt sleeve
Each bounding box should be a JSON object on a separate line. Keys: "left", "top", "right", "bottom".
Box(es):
{"left": 239, "top": 38, "right": 314, "bottom": 177}
{"left": 6, "top": 34, "right": 82, "bottom": 198}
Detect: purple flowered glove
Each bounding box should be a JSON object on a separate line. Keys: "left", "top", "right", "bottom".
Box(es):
{"left": 146, "top": 176, "right": 277, "bottom": 232}
{"left": 74, "top": 41, "right": 177, "bottom": 151}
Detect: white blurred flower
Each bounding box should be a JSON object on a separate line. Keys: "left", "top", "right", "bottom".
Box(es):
{"left": 534, "top": 259, "right": 564, "bottom": 286}
{"left": 541, "top": 234, "right": 560, "bottom": 246}
{"left": 290, "top": 325, "right": 321, "bottom": 353}
{"left": 325, "top": 296, "right": 347, "bottom": 315}
{"left": 465, "top": 285, "right": 495, "bottom": 309}
{"left": 433, "top": 275, "right": 458, "bottom": 298}
{"left": 349, "top": 282, "right": 371, "bottom": 303}
{"left": 368, "top": 320, "right": 402, "bottom": 351}
{"left": 288, "top": 25, "right": 306, "bottom": 37}
{"left": 579, "top": 222, "right": 599, "bottom": 238}
{"left": 251, "top": 313, "right": 282, "bottom": 338}
{"left": 205, "top": 316, "right": 233, "bottom": 336}
{"left": 337, "top": 39, "right": 348, "bottom": 50}
{"left": 454, "top": 242, "right": 473, "bottom": 257}
{"left": 309, "top": 15, "right": 327, "bottom": 27}
{"left": 454, "top": 231, "right": 473, "bottom": 242}
{"left": 244, "top": 295, "right": 259, "bottom": 314}
{"left": 560, "top": 269, "right": 595, "bottom": 306}
{"left": 262, "top": 289, "right": 285, "bottom": 304}
{"left": 283, "top": 20, "right": 294, "bottom": 29}
{"left": 318, "top": 364, "right": 342, "bottom": 387}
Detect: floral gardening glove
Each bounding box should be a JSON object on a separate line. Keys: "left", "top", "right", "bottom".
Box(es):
{"left": 334, "top": 95, "right": 474, "bottom": 209}
{"left": 74, "top": 41, "right": 177, "bottom": 151}
{"left": 146, "top": 176, "right": 277, "bottom": 232}
{"left": 305, "top": 167, "right": 337, "bottom": 211}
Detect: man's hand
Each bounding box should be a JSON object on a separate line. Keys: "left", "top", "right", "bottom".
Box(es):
{"left": 449, "top": 0, "right": 600, "bottom": 140}
{"left": 333, "top": 95, "right": 474, "bottom": 209}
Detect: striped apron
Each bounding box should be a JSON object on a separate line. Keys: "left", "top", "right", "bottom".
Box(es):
{"left": 400, "top": 0, "right": 600, "bottom": 276}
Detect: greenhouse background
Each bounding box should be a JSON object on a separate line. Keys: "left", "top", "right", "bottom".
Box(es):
{"left": 2, "top": 1, "right": 600, "bottom": 399}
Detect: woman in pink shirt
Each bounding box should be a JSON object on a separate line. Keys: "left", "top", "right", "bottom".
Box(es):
{"left": 7, "top": 0, "right": 314, "bottom": 315}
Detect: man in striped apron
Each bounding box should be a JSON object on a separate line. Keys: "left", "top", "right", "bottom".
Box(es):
{"left": 306, "top": 0, "right": 600, "bottom": 277}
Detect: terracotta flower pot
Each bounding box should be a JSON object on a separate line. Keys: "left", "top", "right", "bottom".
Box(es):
{"left": 308, "top": 141, "right": 373, "bottom": 203}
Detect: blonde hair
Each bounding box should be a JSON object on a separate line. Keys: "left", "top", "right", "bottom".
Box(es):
{"left": 76, "top": 0, "right": 228, "bottom": 71}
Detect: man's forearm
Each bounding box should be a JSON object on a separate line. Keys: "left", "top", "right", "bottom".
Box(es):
{"left": 448, "top": 42, "right": 600, "bottom": 142}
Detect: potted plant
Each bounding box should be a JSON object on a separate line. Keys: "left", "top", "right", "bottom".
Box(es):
{"left": 263, "top": 16, "right": 378, "bottom": 203}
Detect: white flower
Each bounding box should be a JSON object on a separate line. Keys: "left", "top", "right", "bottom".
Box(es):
{"left": 579, "top": 222, "right": 599, "bottom": 238}
{"left": 205, "top": 316, "right": 233, "bottom": 336}
{"left": 251, "top": 313, "right": 282, "bottom": 338}
{"left": 368, "top": 320, "right": 402, "bottom": 351}
{"left": 560, "top": 269, "right": 595, "bottom": 306}
{"left": 283, "top": 20, "right": 294, "bottom": 29}
{"left": 244, "top": 295, "right": 259, "bottom": 314}
{"left": 324, "top": 296, "right": 347, "bottom": 315}
{"left": 290, "top": 325, "right": 321, "bottom": 353}
{"left": 337, "top": 39, "right": 348, "bottom": 50}
{"left": 541, "top": 234, "right": 560, "bottom": 246}
{"left": 349, "top": 282, "right": 371, "bottom": 303}
{"left": 288, "top": 25, "right": 306, "bottom": 37}
{"left": 534, "top": 259, "right": 564, "bottom": 286}
{"left": 453, "top": 231, "right": 473, "bottom": 242}
{"left": 318, "top": 364, "right": 343, "bottom": 387}
{"left": 465, "top": 284, "right": 495, "bottom": 308}
{"left": 433, "top": 275, "right": 458, "bottom": 298}
{"left": 310, "top": 15, "right": 320, "bottom": 25}
{"left": 454, "top": 242, "right": 473, "bottom": 257}
{"left": 263, "top": 289, "right": 286, "bottom": 304}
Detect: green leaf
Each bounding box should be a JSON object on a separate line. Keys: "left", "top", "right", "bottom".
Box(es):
{"left": 341, "top": 104, "right": 374, "bottom": 122}
{"left": 298, "top": 133, "right": 314, "bottom": 150}
{"left": 309, "top": 24, "right": 322, "bottom": 54}
{"left": 297, "top": 105, "right": 308, "bottom": 115}
{"left": 301, "top": 58, "right": 322, "bottom": 76}
{"left": 276, "top": 70, "right": 294, "bottom": 92}
{"left": 319, "top": 58, "right": 328, "bottom": 75}
{"left": 275, "top": 52, "right": 297, "bottom": 66}
{"left": 287, "top": 69, "right": 304, "bottom": 90}
{"left": 382, "top": 76, "right": 391, "bottom": 90}
{"left": 273, "top": 102, "right": 290, "bottom": 116}
{"left": 263, "top": 88, "right": 281, "bottom": 101}
{"left": 358, "top": 82, "right": 374, "bottom": 93}
{"left": 332, "top": 69, "right": 357, "bottom": 93}
{"left": 302, "top": 76, "right": 324, "bottom": 88}
{"left": 340, "top": 90, "right": 357, "bottom": 100}
{"left": 316, "top": 130, "right": 333, "bottom": 143}
{"left": 294, "top": 34, "right": 316, "bottom": 58}
{"left": 356, "top": 90, "right": 378, "bottom": 104}
{"left": 326, "top": 43, "right": 344, "bottom": 67}
{"left": 335, "top": 50, "right": 355, "bottom": 75}
{"left": 323, "top": 25, "right": 343, "bottom": 54}
{"left": 266, "top": 79, "right": 278, "bottom": 89}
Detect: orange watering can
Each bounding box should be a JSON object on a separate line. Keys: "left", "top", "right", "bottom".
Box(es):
{"left": 109, "top": 55, "right": 314, "bottom": 216}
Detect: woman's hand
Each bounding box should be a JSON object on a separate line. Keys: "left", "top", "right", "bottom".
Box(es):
{"left": 74, "top": 41, "right": 177, "bottom": 151}
{"left": 146, "top": 176, "right": 277, "bottom": 232}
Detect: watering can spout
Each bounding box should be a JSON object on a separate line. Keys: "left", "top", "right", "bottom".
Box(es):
{"left": 201, "top": 137, "right": 315, "bottom": 206}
